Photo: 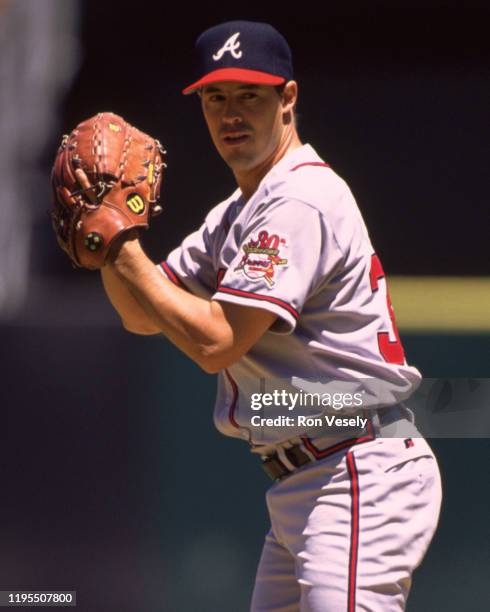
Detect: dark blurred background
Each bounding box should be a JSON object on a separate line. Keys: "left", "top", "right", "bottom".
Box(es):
{"left": 44, "top": 0, "right": 489, "bottom": 277}
{"left": 0, "top": 1, "right": 489, "bottom": 610}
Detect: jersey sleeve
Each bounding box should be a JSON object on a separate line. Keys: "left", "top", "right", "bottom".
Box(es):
{"left": 212, "top": 198, "right": 343, "bottom": 334}
{"left": 158, "top": 222, "right": 216, "bottom": 299}
{"left": 157, "top": 199, "right": 232, "bottom": 299}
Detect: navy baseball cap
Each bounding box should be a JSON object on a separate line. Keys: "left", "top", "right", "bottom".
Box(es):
{"left": 182, "top": 21, "right": 293, "bottom": 95}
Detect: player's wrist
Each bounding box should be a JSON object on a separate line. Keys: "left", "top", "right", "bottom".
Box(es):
{"left": 107, "top": 229, "right": 143, "bottom": 267}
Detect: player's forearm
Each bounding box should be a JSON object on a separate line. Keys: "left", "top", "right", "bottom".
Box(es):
{"left": 108, "top": 238, "right": 235, "bottom": 372}
{"left": 100, "top": 265, "right": 161, "bottom": 335}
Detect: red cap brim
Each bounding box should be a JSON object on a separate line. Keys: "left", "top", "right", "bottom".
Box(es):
{"left": 182, "top": 68, "right": 286, "bottom": 95}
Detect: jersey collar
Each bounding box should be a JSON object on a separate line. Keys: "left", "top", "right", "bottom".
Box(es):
{"left": 266, "top": 143, "right": 321, "bottom": 177}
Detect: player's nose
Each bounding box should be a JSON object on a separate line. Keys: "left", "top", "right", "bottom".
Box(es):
{"left": 221, "top": 96, "right": 242, "bottom": 122}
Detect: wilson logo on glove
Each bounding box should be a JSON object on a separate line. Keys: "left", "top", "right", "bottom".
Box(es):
{"left": 126, "top": 194, "right": 146, "bottom": 215}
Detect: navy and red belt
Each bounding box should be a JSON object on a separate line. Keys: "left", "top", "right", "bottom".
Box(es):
{"left": 261, "top": 404, "right": 409, "bottom": 481}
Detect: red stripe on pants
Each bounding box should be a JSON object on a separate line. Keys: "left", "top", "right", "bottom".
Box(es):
{"left": 347, "top": 452, "right": 360, "bottom": 612}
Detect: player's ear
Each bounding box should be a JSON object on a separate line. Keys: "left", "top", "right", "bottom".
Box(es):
{"left": 282, "top": 81, "right": 297, "bottom": 108}
{"left": 281, "top": 81, "right": 298, "bottom": 125}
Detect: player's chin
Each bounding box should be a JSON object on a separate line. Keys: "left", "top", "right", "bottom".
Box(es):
{"left": 219, "top": 146, "right": 254, "bottom": 167}
{"left": 224, "top": 154, "right": 257, "bottom": 173}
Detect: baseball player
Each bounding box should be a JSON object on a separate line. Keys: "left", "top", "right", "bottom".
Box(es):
{"left": 98, "top": 20, "right": 442, "bottom": 612}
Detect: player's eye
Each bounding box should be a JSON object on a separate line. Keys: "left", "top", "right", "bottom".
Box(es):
{"left": 241, "top": 92, "right": 257, "bottom": 100}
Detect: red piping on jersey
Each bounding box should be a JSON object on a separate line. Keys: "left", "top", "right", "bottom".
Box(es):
{"left": 216, "top": 287, "right": 299, "bottom": 319}
{"left": 346, "top": 452, "right": 360, "bottom": 612}
{"left": 160, "top": 261, "right": 183, "bottom": 287}
{"left": 300, "top": 420, "right": 375, "bottom": 459}
{"left": 224, "top": 369, "right": 240, "bottom": 429}
{"left": 216, "top": 268, "right": 226, "bottom": 290}
{"left": 290, "top": 162, "right": 330, "bottom": 172}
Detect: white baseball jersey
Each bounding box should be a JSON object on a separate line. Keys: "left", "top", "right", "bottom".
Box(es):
{"left": 159, "top": 143, "right": 421, "bottom": 446}
{"left": 159, "top": 143, "right": 442, "bottom": 612}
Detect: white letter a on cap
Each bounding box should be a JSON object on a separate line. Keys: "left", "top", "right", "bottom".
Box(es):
{"left": 213, "top": 32, "right": 243, "bottom": 61}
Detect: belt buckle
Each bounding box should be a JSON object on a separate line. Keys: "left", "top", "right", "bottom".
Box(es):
{"left": 284, "top": 445, "right": 311, "bottom": 468}
{"left": 261, "top": 453, "right": 290, "bottom": 481}
{"left": 261, "top": 444, "right": 313, "bottom": 481}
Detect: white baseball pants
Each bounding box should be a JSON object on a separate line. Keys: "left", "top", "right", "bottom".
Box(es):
{"left": 250, "top": 435, "right": 442, "bottom": 611}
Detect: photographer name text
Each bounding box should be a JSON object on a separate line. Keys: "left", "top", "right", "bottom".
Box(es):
{"left": 250, "top": 414, "right": 368, "bottom": 428}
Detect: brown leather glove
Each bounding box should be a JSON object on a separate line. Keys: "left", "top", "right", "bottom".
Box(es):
{"left": 50, "top": 112, "right": 166, "bottom": 270}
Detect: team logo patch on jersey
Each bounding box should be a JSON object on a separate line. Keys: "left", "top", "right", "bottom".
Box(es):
{"left": 235, "top": 230, "right": 288, "bottom": 287}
